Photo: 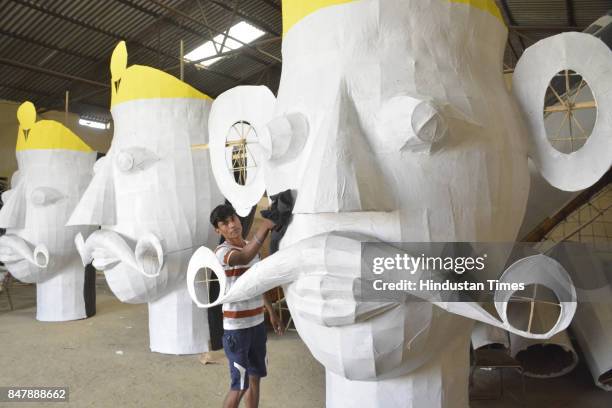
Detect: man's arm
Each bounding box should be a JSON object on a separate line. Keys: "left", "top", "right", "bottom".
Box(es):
{"left": 264, "top": 292, "right": 284, "bottom": 335}
{"left": 226, "top": 219, "right": 275, "bottom": 266}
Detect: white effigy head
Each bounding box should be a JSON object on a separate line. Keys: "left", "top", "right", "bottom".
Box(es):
{"left": 69, "top": 42, "right": 222, "bottom": 354}
{"left": 0, "top": 101, "right": 96, "bottom": 321}
{"left": 188, "top": 0, "right": 611, "bottom": 406}
{"left": 267, "top": 3, "right": 524, "bottom": 401}
{"left": 270, "top": 0, "right": 530, "bottom": 234}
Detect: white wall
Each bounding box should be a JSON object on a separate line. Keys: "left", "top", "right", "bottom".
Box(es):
{"left": 0, "top": 100, "right": 112, "bottom": 179}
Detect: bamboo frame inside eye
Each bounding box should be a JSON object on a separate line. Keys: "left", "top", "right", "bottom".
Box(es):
{"left": 191, "top": 139, "right": 259, "bottom": 150}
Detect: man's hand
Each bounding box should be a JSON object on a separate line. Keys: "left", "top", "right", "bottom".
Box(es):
{"left": 261, "top": 218, "right": 276, "bottom": 232}
{"left": 263, "top": 293, "right": 284, "bottom": 335}
{"left": 269, "top": 311, "right": 284, "bottom": 335}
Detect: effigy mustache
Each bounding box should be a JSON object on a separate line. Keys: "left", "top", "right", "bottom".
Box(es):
{"left": 187, "top": 231, "right": 577, "bottom": 340}
{"left": 0, "top": 234, "right": 49, "bottom": 268}
{"left": 75, "top": 229, "right": 164, "bottom": 278}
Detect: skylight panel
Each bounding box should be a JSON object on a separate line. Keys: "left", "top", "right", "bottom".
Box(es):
{"left": 184, "top": 21, "right": 265, "bottom": 67}
{"left": 79, "top": 118, "right": 110, "bottom": 130}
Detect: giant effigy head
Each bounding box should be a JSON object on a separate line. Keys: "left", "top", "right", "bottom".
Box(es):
{"left": 188, "top": 0, "right": 610, "bottom": 405}
{"left": 260, "top": 3, "right": 529, "bottom": 383}
{"left": 0, "top": 101, "right": 96, "bottom": 321}
{"left": 266, "top": 0, "right": 519, "bottom": 386}
{"left": 268, "top": 0, "right": 533, "bottom": 241}
{"left": 69, "top": 41, "right": 221, "bottom": 304}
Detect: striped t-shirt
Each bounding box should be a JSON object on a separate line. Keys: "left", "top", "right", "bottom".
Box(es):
{"left": 215, "top": 241, "right": 264, "bottom": 330}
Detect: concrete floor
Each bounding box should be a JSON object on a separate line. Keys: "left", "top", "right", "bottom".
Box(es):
{"left": 1, "top": 277, "right": 611, "bottom": 408}
{"left": 0, "top": 277, "right": 323, "bottom": 408}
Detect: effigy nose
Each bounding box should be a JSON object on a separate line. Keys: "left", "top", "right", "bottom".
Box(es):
{"left": 67, "top": 157, "right": 116, "bottom": 227}
{"left": 293, "top": 81, "right": 395, "bottom": 214}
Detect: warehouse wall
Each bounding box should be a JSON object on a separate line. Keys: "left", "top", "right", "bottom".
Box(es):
{"left": 0, "top": 100, "right": 112, "bottom": 180}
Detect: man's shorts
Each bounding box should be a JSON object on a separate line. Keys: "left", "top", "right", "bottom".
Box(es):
{"left": 222, "top": 322, "right": 267, "bottom": 390}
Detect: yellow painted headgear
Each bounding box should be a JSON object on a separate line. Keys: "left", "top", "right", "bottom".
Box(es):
{"left": 109, "top": 41, "right": 212, "bottom": 108}
{"left": 282, "top": 0, "right": 503, "bottom": 35}
{"left": 15, "top": 101, "right": 93, "bottom": 152}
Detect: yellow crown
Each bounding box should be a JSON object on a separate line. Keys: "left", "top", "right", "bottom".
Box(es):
{"left": 110, "top": 41, "right": 212, "bottom": 108}
{"left": 15, "top": 101, "right": 93, "bottom": 152}
{"left": 282, "top": 0, "right": 503, "bottom": 35}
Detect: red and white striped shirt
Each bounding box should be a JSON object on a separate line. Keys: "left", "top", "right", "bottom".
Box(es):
{"left": 215, "top": 241, "right": 264, "bottom": 330}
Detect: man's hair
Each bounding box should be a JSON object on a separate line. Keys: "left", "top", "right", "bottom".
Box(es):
{"left": 210, "top": 204, "right": 237, "bottom": 228}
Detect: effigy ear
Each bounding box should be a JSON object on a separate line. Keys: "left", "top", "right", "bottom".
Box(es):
{"left": 207, "top": 86, "right": 276, "bottom": 216}
{"left": 513, "top": 32, "right": 612, "bottom": 192}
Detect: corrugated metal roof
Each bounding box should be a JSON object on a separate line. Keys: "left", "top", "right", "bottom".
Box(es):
{"left": 0, "top": 0, "right": 609, "bottom": 121}
{"left": 499, "top": 0, "right": 612, "bottom": 67}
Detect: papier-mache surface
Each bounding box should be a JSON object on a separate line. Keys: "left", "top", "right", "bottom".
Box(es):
{"left": 16, "top": 121, "right": 93, "bottom": 152}
{"left": 14, "top": 98, "right": 92, "bottom": 153}
{"left": 471, "top": 322, "right": 509, "bottom": 350}
{"left": 509, "top": 329, "right": 578, "bottom": 378}
{"left": 208, "top": 86, "right": 274, "bottom": 217}
{"left": 68, "top": 42, "right": 221, "bottom": 354}
{"left": 552, "top": 244, "right": 612, "bottom": 390}
{"left": 265, "top": 0, "right": 525, "bottom": 233}
{"left": 281, "top": 0, "right": 504, "bottom": 35}
{"left": 513, "top": 32, "right": 612, "bottom": 192}
{"left": 189, "top": 232, "right": 576, "bottom": 340}
{"left": 573, "top": 300, "right": 612, "bottom": 390}
{"left": 0, "top": 101, "right": 96, "bottom": 321}
{"left": 187, "top": 0, "right": 602, "bottom": 405}
{"left": 109, "top": 41, "right": 211, "bottom": 109}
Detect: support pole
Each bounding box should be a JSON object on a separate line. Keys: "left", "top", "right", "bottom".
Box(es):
{"left": 65, "top": 90, "right": 69, "bottom": 124}
{"left": 180, "top": 40, "right": 184, "bottom": 81}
